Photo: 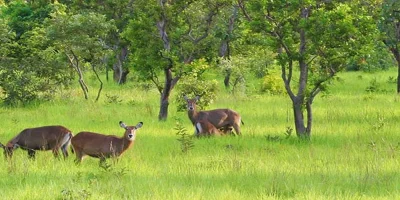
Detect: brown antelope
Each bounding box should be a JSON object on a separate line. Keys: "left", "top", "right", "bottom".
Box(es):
{"left": 71, "top": 121, "right": 143, "bottom": 164}
{"left": 195, "top": 119, "right": 222, "bottom": 136}
{"left": 0, "top": 125, "right": 73, "bottom": 159}
{"left": 184, "top": 95, "right": 243, "bottom": 136}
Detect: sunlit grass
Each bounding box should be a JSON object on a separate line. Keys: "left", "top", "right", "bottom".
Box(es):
{"left": 1, "top": 68, "right": 400, "bottom": 199}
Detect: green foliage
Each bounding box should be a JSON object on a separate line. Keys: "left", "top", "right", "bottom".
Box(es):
{"left": 176, "top": 59, "right": 219, "bottom": 112}
{"left": 1, "top": 1, "right": 53, "bottom": 38}
{"left": 365, "top": 77, "right": 390, "bottom": 93}
{"left": 346, "top": 42, "right": 395, "bottom": 72}
{"left": 378, "top": 0, "right": 400, "bottom": 47}
{"left": 219, "top": 57, "right": 247, "bottom": 94}
{"left": 1, "top": 70, "right": 40, "bottom": 105}
{"left": 0, "top": 4, "right": 72, "bottom": 105}
{"left": 260, "top": 68, "right": 285, "bottom": 95}
{"left": 245, "top": 0, "right": 379, "bottom": 136}
{"left": 174, "top": 119, "right": 194, "bottom": 153}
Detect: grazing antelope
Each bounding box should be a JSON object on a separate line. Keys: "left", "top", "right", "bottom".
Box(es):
{"left": 195, "top": 119, "right": 222, "bottom": 136}
{"left": 71, "top": 121, "right": 143, "bottom": 164}
{"left": 0, "top": 125, "right": 73, "bottom": 159}
{"left": 184, "top": 95, "right": 243, "bottom": 136}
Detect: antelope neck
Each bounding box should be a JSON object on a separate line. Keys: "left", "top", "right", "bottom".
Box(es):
{"left": 121, "top": 137, "right": 134, "bottom": 150}
{"left": 188, "top": 109, "right": 199, "bottom": 124}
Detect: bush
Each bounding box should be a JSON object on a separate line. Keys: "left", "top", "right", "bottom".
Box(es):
{"left": 260, "top": 69, "right": 285, "bottom": 95}
{"left": 175, "top": 59, "right": 219, "bottom": 112}
{"left": 175, "top": 77, "right": 218, "bottom": 112}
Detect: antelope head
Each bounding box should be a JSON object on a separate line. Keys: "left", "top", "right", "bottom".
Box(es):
{"left": 0, "top": 142, "right": 18, "bottom": 158}
{"left": 184, "top": 95, "right": 200, "bottom": 111}
{"left": 119, "top": 121, "right": 143, "bottom": 141}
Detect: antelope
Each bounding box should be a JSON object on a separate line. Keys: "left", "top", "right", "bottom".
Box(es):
{"left": 195, "top": 119, "right": 222, "bottom": 136}
{"left": 0, "top": 125, "right": 73, "bottom": 159}
{"left": 184, "top": 95, "right": 243, "bottom": 136}
{"left": 71, "top": 121, "right": 143, "bottom": 164}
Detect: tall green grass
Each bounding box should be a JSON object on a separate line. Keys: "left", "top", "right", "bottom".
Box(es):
{"left": 1, "top": 69, "right": 400, "bottom": 199}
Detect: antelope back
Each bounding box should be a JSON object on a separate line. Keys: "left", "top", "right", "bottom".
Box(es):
{"left": 17, "top": 126, "right": 72, "bottom": 150}
{"left": 72, "top": 121, "right": 143, "bottom": 157}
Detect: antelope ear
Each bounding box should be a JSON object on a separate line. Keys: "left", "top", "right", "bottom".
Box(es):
{"left": 0, "top": 143, "right": 4, "bottom": 148}
{"left": 12, "top": 144, "right": 19, "bottom": 149}
{"left": 183, "top": 95, "right": 189, "bottom": 101}
{"left": 135, "top": 122, "right": 143, "bottom": 129}
{"left": 195, "top": 96, "right": 200, "bottom": 101}
{"left": 119, "top": 121, "right": 127, "bottom": 129}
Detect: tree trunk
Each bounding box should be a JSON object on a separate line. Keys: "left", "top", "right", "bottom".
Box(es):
{"left": 292, "top": 99, "right": 308, "bottom": 138}
{"left": 219, "top": 6, "right": 237, "bottom": 89}
{"left": 66, "top": 51, "right": 88, "bottom": 100}
{"left": 113, "top": 46, "right": 130, "bottom": 84}
{"left": 158, "top": 67, "right": 179, "bottom": 121}
{"left": 391, "top": 48, "right": 400, "bottom": 93}
{"left": 291, "top": 6, "right": 311, "bottom": 139}
{"left": 92, "top": 64, "right": 103, "bottom": 102}
{"left": 397, "top": 60, "right": 400, "bottom": 94}
{"left": 224, "top": 68, "right": 231, "bottom": 88}
{"left": 113, "top": 68, "right": 129, "bottom": 84}
{"left": 159, "top": 94, "right": 169, "bottom": 121}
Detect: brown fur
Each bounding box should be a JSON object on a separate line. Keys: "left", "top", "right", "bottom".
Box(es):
{"left": 71, "top": 121, "right": 143, "bottom": 164}
{"left": 0, "top": 125, "right": 73, "bottom": 159}
{"left": 195, "top": 119, "right": 222, "bottom": 136}
{"left": 184, "top": 96, "right": 243, "bottom": 136}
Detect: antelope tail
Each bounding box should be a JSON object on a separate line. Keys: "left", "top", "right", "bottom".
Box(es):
{"left": 68, "top": 132, "right": 75, "bottom": 154}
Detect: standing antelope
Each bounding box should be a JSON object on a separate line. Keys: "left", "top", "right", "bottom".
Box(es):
{"left": 184, "top": 95, "right": 243, "bottom": 136}
{"left": 71, "top": 121, "right": 143, "bottom": 164}
{"left": 0, "top": 125, "right": 73, "bottom": 159}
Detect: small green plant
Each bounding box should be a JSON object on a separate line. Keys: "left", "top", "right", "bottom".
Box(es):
{"left": 365, "top": 78, "right": 380, "bottom": 93}
{"left": 372, "top": 115, "right": 386, "bottom": 131}
{"left": 175, "top": 120, "right": 194, "bottom": 153}
{"left": 105, "top": 94, "right": 122, "bottom": 104}
{"left": 99, "top": 161, "right": 113, "bottom": 171}
{"left": 99, "top": 162, "right": 129, "bottom": 178}
{"left": 60, "top": 189, "right": 92, "bottom": 200}
{"left": 265, "top": 135, "right": 281, "bottom": 141}
{"left": 365, "top": 78, "right": 389, "bottom": 93}
{"left": 265, "top": 127, "right": 293, "bottom": 142}
{"left": 387, "top": 76, "right": 397, "bottom": 84}
{"left": 127, "top": 99, "right": 136, "bottom": 106}
{"left": 284, "top": 126, "right": 293, "bottom": 138}
{"left": 60, "top": 172, "right": 92, "bottom": 200}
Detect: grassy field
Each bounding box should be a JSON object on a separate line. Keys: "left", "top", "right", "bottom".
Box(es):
{"left": 0, "top": 69, "right": 400, "bottom": 199}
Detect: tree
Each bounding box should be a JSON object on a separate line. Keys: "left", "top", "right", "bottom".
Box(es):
{"left": 215, "top": 4, "right": 239, "bottom": 89}
{"left": 379, "top": 0, "right": 400, "bottom": 93}
{"left": 45, "top": 5, "right": 116, "bottom": 101}
{"left": 124, "top": 0, "right": 229, "bottom": 120}
{"left": 0, "top": 1, "right": 72, "bottom": 105}
{"left": 241, "top": 0, "right": 377, "bottom": 138}
{"left": 59, "top": 0, "right": 135, "bottom": 84}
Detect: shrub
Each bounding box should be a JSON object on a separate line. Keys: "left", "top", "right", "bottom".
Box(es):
{"left": 260, "top": 69, "right": 285, "bottom": 95}
{"left": 175, "top": 59, "right": 219, "bottom": 112}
